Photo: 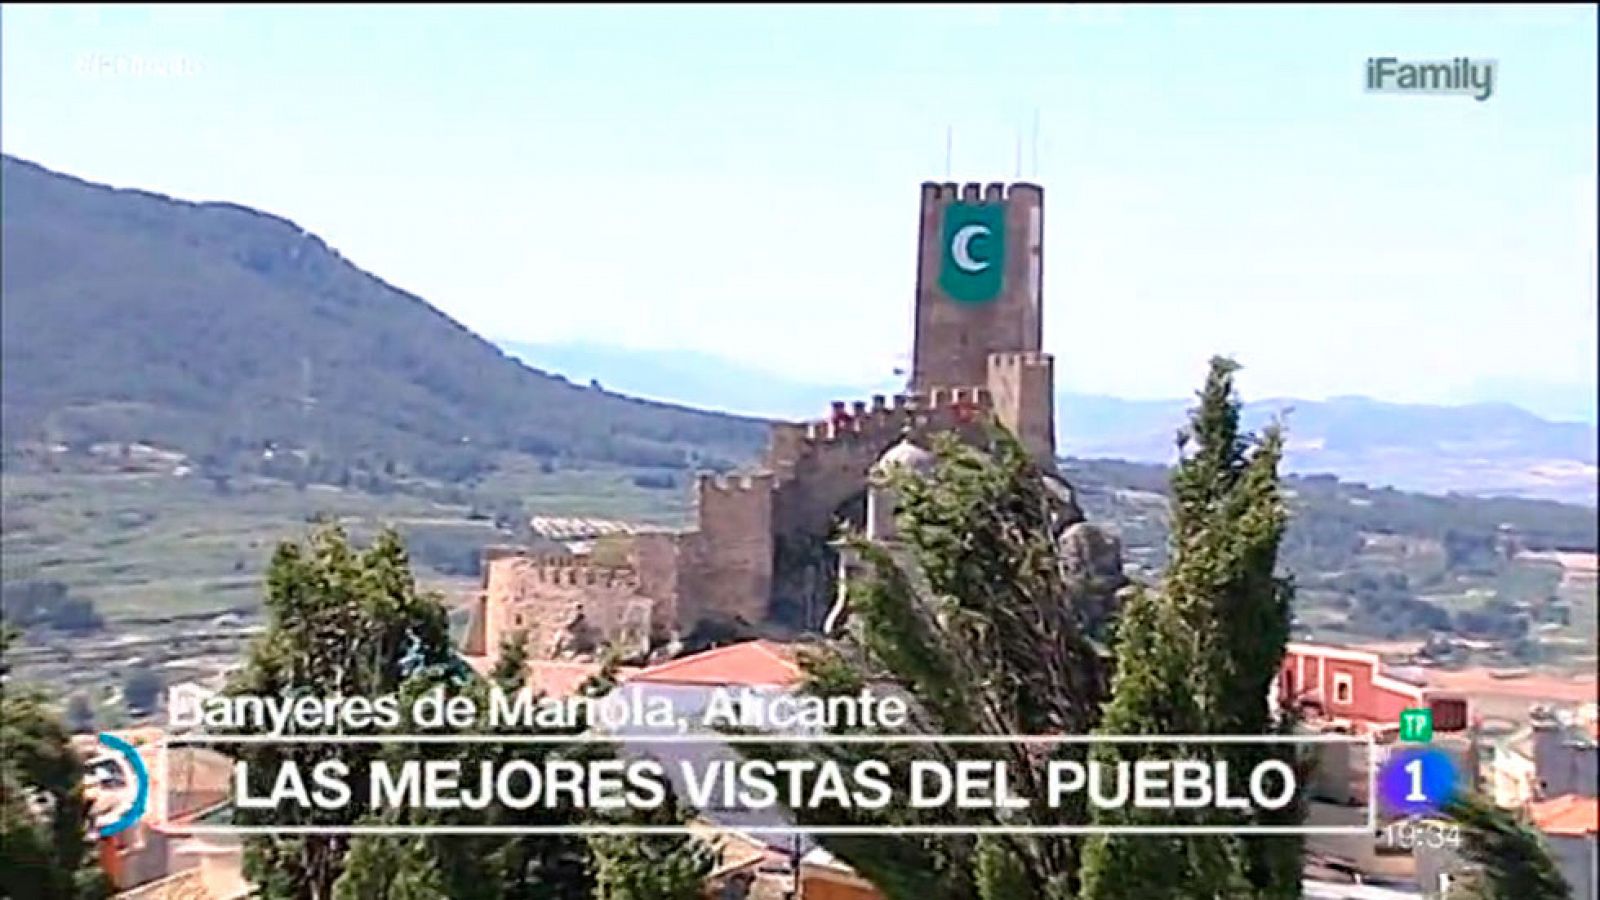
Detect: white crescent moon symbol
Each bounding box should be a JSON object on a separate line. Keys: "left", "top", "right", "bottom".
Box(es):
{"left": 951, "top": 224, "right": 991, "bottom": 273}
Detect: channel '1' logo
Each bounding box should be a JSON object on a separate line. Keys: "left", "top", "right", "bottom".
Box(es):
{"left": 1377, "top": 746, "right": 1459, "bottom": 817}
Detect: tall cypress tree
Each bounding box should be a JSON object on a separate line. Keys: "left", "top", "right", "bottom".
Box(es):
{"left": 1081, "top": 357, "right": 1302, "bottom": 900}
{"left": 1080, "top": 584, "right": 1243, "bottom": 900}
{"left": 1169, "top": 357, "right": 1301, "bottom": 898}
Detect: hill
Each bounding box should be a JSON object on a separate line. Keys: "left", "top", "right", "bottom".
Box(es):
{"left": 0, "top": 157, "right": 1592, "bottom": 676}
{"left": 0, "top": 155, "right": 766, "bottom": 488}
{"left": 505, "top": 341, "right": 1599, "bottom": 505}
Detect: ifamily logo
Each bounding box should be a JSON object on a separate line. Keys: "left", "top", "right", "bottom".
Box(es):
{"left": 1365, "top": 56, "right": 1496, "bottom": 101}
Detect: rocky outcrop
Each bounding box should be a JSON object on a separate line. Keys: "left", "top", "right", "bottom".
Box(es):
{"left": 1057, "top": 520, "right": 1128, "bottom": 642}
{"left": 1043, "top": 471, "right": 1086, "bottom": 536}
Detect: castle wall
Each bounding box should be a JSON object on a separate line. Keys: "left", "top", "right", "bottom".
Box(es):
{"left": 912, "top": 182, "right": 1044, "bottom": 392}
{"left": 477, "top": 179, "right": 1060, "bottom": 655}
{"left": 631, "top": 531, "right": 691, "bottom": 638}
{"left": 686, "top": 472, "right": 774, "bottom": 628}
{"left": 767, "top": 388, "right": 990, "bottom": 538}
{"left": 480, "top": 551, "right": 653, "bottom": 660}
{"left": 987, "top": 351, "right": 1056, "bottom": 464}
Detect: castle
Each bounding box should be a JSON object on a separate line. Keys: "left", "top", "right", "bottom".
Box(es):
{"left": 462, "top": 182, "right": 1059, "bottom": 663}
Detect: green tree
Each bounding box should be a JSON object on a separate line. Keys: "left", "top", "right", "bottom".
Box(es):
{"left": 768, "top": 426, "right": 1111, "bottom": 900}
{"left": 226, "top": 525, "right": 459, "bottom": 900}
{"left": 333, "top": 834, "right": 451, "bottom": 900}
{"left": 0, "top": 627, "right": 113, "bottom": 900}
{"left": 326, "top": 623, "right": 693, "bottom": 900}
{"left": 426, "top": 630, "right": 593, "bottom": 900}
{"left": 587, "top": 800, "right": 715, "bottom": 900}
{"left": 122, "top": 666, "right": 163, "bottom": 715}
{"left": 974, "top": 834, "right": 1034, "bottom": 900}
{"left": 1444, "top": 793, "right": 1572, "bottom": 900}
{"left": 1082, "top": 357, "right": 1302, "bottom": 900}
{"left": 64, "top": 692, "right": 96, "bottom": 734}
{"left": 1079, "top": 585, "right": 1242, "bottom": 900}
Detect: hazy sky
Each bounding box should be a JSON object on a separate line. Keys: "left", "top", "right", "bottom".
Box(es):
{"left": 3, "top": 4, "right": 1595, "bottom": 409}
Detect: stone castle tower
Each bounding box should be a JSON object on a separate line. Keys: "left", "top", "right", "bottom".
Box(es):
{"left": 464, "top": 182, "right": 1062, "bottom": 666}
{"left": 911, "top": 181, "right": 1054, "bottom": 463}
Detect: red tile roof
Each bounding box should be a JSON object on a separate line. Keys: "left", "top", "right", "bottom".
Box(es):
{"left": 1528, "top": 794, "right": 1599, "bottom": 837}
{"left": 532, "top": 660, "right": 638, "bottom": 699}
{"left": 628, "top": 641, "right": 802, "bottom": 688}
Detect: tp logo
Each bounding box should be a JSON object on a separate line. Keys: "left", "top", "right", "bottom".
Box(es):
{"left": 939, "top": 202, "right": 1006, "bottom": 304}
{"left": 97, "top": 732, "right": 150, "bottom": 838}
{"left": 1399, "top": 708, "right": 1433, "bottom": 743}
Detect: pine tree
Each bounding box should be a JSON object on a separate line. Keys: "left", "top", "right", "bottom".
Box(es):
{"left": 0, "top": 627, "right": 113, "bottom": 900}
{"left": 1445, "top": 793, "right": 1572, "bottom": 900}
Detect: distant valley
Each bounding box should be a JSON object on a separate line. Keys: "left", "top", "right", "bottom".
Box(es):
{"left": 503, "top": 341, "right": 1599, "bottom": 507}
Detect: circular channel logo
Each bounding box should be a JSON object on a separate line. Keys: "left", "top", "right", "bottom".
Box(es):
{"left": 97, "top": 732, "right": 151, "bottom": 838}
{"left": 1376, "top": 746, "right": 1459, "bottom": 817}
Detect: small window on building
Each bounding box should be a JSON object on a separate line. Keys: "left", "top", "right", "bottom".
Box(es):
{"left": 1333, "top": 674, "right": 1354, "bottom": 706}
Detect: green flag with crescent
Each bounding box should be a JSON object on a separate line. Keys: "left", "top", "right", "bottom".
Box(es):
{"left": 939, "top": 202, "right": 1006, "bottom": 304}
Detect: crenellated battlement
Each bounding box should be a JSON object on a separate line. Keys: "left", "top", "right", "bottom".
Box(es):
{"left": 775, "top": 388, "right": 993, "bottom": 457}
{"left": 791, "top": 396, "right": 914, "bottom": 445}
{"left": 482, "top": 547, "right": 638, "bottom": 589}
{"left": 483, "top": 547, "right": 580, "bottom": 568}
{"left": 988, "top": 350, "right": 1053, "bottom": 370}
{"left": 925, "top": 385, "right": 992, "bottom": 410}
{"left": 921, "top": 181, "right": 1043, "bottom": 206}
{"left": 521, "top": 564, "right": 638, "bottom": 588}
{"left": 696, "top": 471, "right": 776, "bottom": 495}
{"left": 469, "top": 177, "right": 1057, "bottom": 662}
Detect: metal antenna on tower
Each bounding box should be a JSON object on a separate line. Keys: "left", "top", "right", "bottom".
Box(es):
{"left": 1031, "top": 107, "right": 1041, "bottom": 178}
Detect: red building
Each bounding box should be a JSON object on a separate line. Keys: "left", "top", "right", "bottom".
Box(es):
{"left": 1277, "top": 642, "right": 1470, "bottom": 734}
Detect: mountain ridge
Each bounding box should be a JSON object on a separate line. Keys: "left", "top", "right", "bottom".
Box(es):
{"left": 502, "top": 340, "right": 1599, "bottom": 506}
{"left": 3, "top": 152, "right": 1591, "bottom": 508}
{"left": 1, "top": 154, "right": 766, "bottom": 485}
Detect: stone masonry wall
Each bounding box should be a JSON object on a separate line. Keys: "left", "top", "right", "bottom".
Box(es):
{"left": 686, "top": 472, "right": 774, "bottom": 629}
{"left": 986, "top": 350, "right": 1056, "bottom": 464}
{"left": 766, "top": 388, "right": 990, "bottom": 538}
{"left": 480, "top": 550, "right": 653, "bottom": 660}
